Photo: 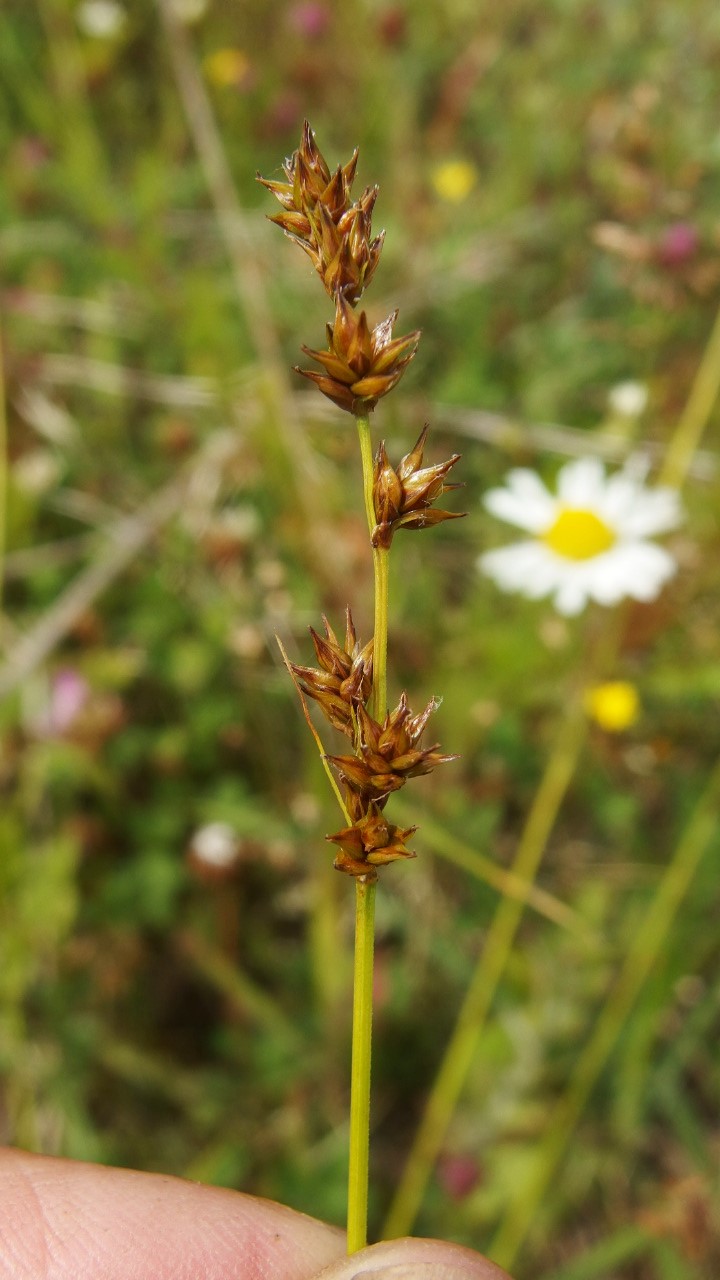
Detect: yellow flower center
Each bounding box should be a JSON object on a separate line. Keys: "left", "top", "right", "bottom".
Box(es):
{"left": 543, "top": 507, "right": 616, "bottom": 560}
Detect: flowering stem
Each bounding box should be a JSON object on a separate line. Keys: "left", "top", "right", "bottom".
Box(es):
{"left": 372, "top": 548, "right": 389, "bottom": 721}
{"left": 344, "top": 412, "right": 390, "bottom": 1253}
{"left": 347, "top": 876, "right": 376, "bottom": 1253}
{"left": 355, "top": 412, "right": 388, "bottom": 720}
{"left": 356, "top": 412, "right": 376, "bottom": 537}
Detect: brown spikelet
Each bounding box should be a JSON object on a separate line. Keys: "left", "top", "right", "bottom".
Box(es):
{"left": 372, "top": 426, "right": 465, "bottom": 548}
{"left": 297, "top": 293, "right": 420, "bottom": 414}
{"left": 327, "top": 803, "right": 418, "bottom": 877}
{"left": 257, "top": 121, "right": 383, "bottom": 304}
{"left": 288, "top": 608, "right": 373, "bottom": 737}
{"left": 326, "top": 694, "right": 457, "bottom": 801}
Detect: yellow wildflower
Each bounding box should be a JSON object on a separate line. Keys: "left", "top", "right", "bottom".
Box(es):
{"left": 431, "top": 159, "right": 477, "bottom": 203}
{"left": 204, "top": 48, "right": 251, "bottom": 88}
{"left": 585, "top": 681, "right": 640, "bottom": 732}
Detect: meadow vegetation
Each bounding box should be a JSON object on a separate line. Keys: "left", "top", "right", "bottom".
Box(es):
{"left": 1, "top": 2, "right": 720, "bottom": 1276}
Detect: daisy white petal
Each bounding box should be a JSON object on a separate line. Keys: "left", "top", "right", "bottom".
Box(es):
{"left": 597, "top": 472, "right": 644, "bottom": 524}
{"left": 582, "top": 554, "right": 634, "bottom": 606}
{"left": 483, "top": 469, "right": 556, "bottom": 533}
{"left": 613, "top": 543, "right": 678, "bottom": 600}
{"left": 479, "top": 541, "right": 549, "bottom": 590}
{"left": 553, "top": 577, "right": 591, "bottom": 615}
{"left": 556, "top": 456, "right": 607, "bottom": 507}
{"left": 615, "top": 488, "right": 682, "bottom": 539}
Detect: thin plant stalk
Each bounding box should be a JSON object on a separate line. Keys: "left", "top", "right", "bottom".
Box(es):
{"left": 347, "top": 877, "right": 377, "bottom": 1253}
{"left": 491, "top": 749, "right": 720, "bottom": 1270}
{"left": 371, "top": 548, "right": 389, "bottom": 722}
{"left": 659, "top": 297, "right": 720, "bottom": 489}
{"left": 0, "top": 315, "right": 7, "bottom": 616}
{"left": 382, "top": 693, "right": 588, "bottom": 1240}
{"left": 345, "top": 411, "right": 389, "bottom": 1252}
{"left": 356, "top": 412, "right": 389, "bottom": 719}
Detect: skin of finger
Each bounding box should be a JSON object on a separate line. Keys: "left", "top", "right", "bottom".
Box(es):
{"left": 0, "top": 1147, "right": 345, "bottom": 1280}
{"left": 311, "top": 1237, "right": 514, "bottom": 1280}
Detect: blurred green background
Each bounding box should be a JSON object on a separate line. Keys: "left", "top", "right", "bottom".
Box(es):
{"left": 1, "top": 1, "right": 720, "bottom": 1276}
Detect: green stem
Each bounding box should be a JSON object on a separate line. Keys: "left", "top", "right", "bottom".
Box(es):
{"left": 372, "top": 546, "right": 389, "bottom": 721}
{"left": 658, "top": 297, "right": 720, "bottom": 489}
{"left": 344, "top": 413, "right": 391, "bottom": 1252}
{"left": 382, "top": 694, "right": 587, "bottom": 1241}
{"left": 0, "top": 315, "right": 6, "bottom": 616}
{"left": 347, "top": 877, "right": 377, "bottom": 1253}
{"left": 355, "top": 413, "right": 388, "bottom": 720}
{"left": 356, "top": 412, "right": 376, "bottom": 538}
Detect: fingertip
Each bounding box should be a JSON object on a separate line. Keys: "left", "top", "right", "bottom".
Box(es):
{"left": 312, "top": 1236, "right": 513, "bottom": 1279}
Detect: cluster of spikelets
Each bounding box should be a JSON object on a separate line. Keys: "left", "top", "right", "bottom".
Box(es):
{"left": 257, "top": 119, "right": 423, "bottom": 415}
{"left": 258, "top": 122, "right": 462, "bottom": 877}
{"left": 287, "top": 610, "right": 455, "bottom": 876}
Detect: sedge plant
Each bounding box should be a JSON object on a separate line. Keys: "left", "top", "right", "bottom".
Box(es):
{"left": 258, "top": 121, "right": 464, "bottom": 1253}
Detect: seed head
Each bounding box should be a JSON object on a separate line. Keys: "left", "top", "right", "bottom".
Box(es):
{"left": 257, "top": 120, "right": 384, "bottom": 304}
{"left": 327, "top": 693, "right": 456, "bottom": 801}
{"left": 327, "top": 803, "right": 418, "bottom": 877}
{"left": 297, "top": 292, "right": 420, "bottom": 414}
{"left": 372, "top": 426, "right": 465, "bottom": 548}
{"left": 288, "top": 608, "right": 373, "bottom": 737}
{"left": 257, "top": 120, "right": 357, "bottom": 217}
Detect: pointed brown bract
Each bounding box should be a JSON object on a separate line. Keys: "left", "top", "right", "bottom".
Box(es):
{"left": 297, "top": 293, "right": 421, "bottom": 414}
{"left": 327, "top": 693, "right": 457, "bottom": 802}
{"left": 372, "top": 426, "right": 465, "bottom": 548}
{"left": 327, "top": 803, "right": 418, "bottom": 877}
{"left": 323, "top": 692, "right": 457, "bottom": 877}
{"left": 257, "top": 121, "right": 384, "bottom": 304}
{"left": 289, "top": 608, "right": 373, "bottom": 737}
{"left": 257, "top": 119, "right": 356, "bottom": 216}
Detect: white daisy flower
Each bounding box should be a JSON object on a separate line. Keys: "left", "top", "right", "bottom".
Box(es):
{"left": 478, "top": 457, "right": 682, "bottom": 616}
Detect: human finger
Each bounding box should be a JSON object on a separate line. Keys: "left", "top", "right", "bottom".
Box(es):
{"left": 312, "top": 1235, "right": 513, "bottom": 1279}
{"left": 0, "top": 1147, "right": 345, "bottom": 1280}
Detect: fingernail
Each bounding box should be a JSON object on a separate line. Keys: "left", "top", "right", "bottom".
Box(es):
{"left": 353, "top": 1266, "right": 471, "bottom": 1279}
